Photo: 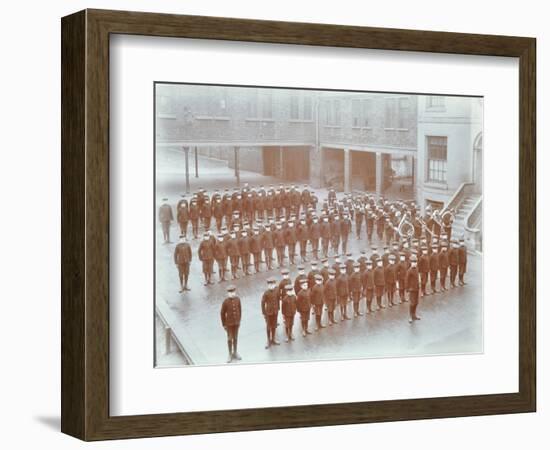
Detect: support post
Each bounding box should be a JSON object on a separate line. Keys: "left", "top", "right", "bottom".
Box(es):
{"left": 184, "top": 146, "right": 190, "bottom": 193}
{"left": 375, "top": 151, "right": 382, "bottom": 198}
{"left": 234, "top": 146, "right": 240, "bottom": 186}
{"left": 344, "top": 148, "right": 351, "bottom": 193}
{"left": 279, "top": 146, "right": 284, "bottom": 179}
{"left": 165, "top": 327, "right": 172, "bottom": 354}
{"left": 194, "top": 146, "right": 199, "bottom": 178}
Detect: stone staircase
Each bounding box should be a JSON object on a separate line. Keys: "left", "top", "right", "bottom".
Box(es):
{"left": 451, "top": 194, "right": 481, "bottom": 240}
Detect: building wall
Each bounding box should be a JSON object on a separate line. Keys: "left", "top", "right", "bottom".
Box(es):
{"left": 416, "top": 96, "right": 483, "bottom": 210}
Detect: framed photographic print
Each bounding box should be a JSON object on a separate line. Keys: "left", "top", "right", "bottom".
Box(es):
{"left": 61, "top": 9, "right": 536, "bottom": 441}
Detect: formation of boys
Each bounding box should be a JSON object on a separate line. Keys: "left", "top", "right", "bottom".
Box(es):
{"left": 161, "top": 183, "right": 468, "bottom": 364}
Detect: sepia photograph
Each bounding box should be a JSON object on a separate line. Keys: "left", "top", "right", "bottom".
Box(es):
{"left": 154, "top": 83, "right": 483, "bottom": 367}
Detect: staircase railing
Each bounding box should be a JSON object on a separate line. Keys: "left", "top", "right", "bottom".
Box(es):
{"left": 465, "top": 196, "right": 483, "bottom": 252}
{"left": 444, "top": 181, "right": 475, "bottom": 213}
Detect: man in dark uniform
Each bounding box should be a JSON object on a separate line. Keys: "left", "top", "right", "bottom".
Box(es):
{"left": 285, "top": 221, "right": 298, "bottom": 265}
{"left": 349, "top": 262, "right": 363, "bottom": 317}
{"left": 320, "top": 216, "right": 331, "bottom": 257}
{"left": 281, "top": 284, "right": 297, "bottom": 342}
{"left": 220, "top": 285, "right": 242, "bottom": 363}
{"left": 201, "top": 198, "right": 212, "bottom": 231}
{"left": 345, "top": 253, "right": 355, "bottom": 276}
{"left": 458, "top": 238, "right": 468, "bottom": 285}
{"left": 238, "top": 230, "right": 251, "bottom": 276}
{"left": 429, "top": 244, "right": 440, "bottom": 294}
{"left": 189, "top": 199, "right": 200, "bottom": 239}
{"left": 297, "top": 218, "right": 309, "bottom": 263}
{"left": 296, "top": 279, "right": 312, "bottom": 337}
{"left": 222, "top": 189, "right": 233, "bottom": 226}
{"left": 340, "top": 214, "right": 352, "bottom": 254}
{"left": 278, "top": 269, "right": 292, "bottom": 305}
{"left": 362, "top": 260, "right": 375, "bottom": 314}
{"left": 328, "top": 188, "right": 336, "bottom": 206}
{"left": 262, "top": 278, "right": 280, "bottom": 349}
{"left": 406, "top": 255, "right": 421, "bottom": 324}
{"left": 320, "top": 258, "right": 331, "bottom": 282}
{"left": 396, "top": 252, "right": 408, "bottom": 303}
{"left": 418, "top": 246, "right": 430, "bottom": 296}
{"left": 449, "top": 240, "right": 459, "bottom": 287}
{"left": 307, "top": 261, "right": 321, "bottom": 289}
{"left": 274, "top": 222, "right": 286, "bottom": 267}
{"left": 355, "top": 206, "right": 364, "bottom": 239}
{"left": 439, "top": 244, "right": 449, "bottom": 291}
{"left": 250, "top": 227, "right": 263, "bottom": 273}
{"left": 176, "top": 195, "right": 189, "bottom": 238}
{"left": 294, "top": 265, "right": 308, "bottom": 293}
{"left": 374, "top": 258, "right": 386, "bottom": 309}
{"left": 309, "top": 216, "right": 321, "bottom": 260}
{"left": 198, "top": 233, "right": 214, "bottom": 285}
{"left": 262, "top": 224, "right": 275, "bottom": 270}
{"left": 311, "top": 274, "right": 326, "bottom": 331}
{"left": 173, "top": 235, "right": 192, "bottom": 292}
{"left": 213, "top": 234, "right": 228, "bottom": 283}
{"left": 331, "top": 216, "right": 341, "bottom": 255}
{"left": 226, "top": 231, "right": 240, "bottom": 280}
{"left": 358, "top": 250, "right": 368, "bottom": 274}
{"left": 337, "top": 263, "right": 351, "bottom": 321}
{"left": 324, "top": 269, "right": 338, "bottom": 324}
{"left": 385, "top": 254, "right": 397, "bottom": 306}
{"left": 159, "top": 198, "right": 173, "bottom": 243}
{"left": 366, "top": 211, "right": 375, "bottom": 243}
{"left": 213, "top": 198, "right": 224, "bottom": 233}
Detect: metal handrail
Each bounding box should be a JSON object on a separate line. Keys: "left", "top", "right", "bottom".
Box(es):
{"left": 465, "top": 196, "right": 482, "bottom": 233}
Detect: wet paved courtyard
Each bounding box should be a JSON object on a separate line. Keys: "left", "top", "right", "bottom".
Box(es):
{"left": 155, "top": 148, "right": 483, "bottom": 367}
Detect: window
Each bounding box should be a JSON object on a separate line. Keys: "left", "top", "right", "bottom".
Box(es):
{"left": 362, "top": 99, "right": 372, "bottom": 127}
{"left": 398, "top": 97, "right": 409, "bottom": 128}
{"left": 290, "top": 95, "right": 299, "bottom": 120}
{"left": 303, "top": 96, "right": 313, "bottom": 120}
{"left": 261, "top": 91, "right": 273, "bottom": 119}
{"left": 352, "top": 99, "right": 361, "bottom": 127}
{"left": 427, "top": 136, "right": 448, "bottom": 183}
{"left": 427, "top": 95, "right": 445, "bottom": 109}
{"left": 325, "top": 99, "right": 341, "bottom": 126}
{"left": 385, "top": 98, "right": 398, "bottom": 128}
{"left": 290, "top": 94, "right": 313, "bottom": 120}
{"left": 248, "top": 90, "right": 272, "bottom": 119}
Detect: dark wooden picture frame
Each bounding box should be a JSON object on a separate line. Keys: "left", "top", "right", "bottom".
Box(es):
{"left": 61, "top": 9, "right": 536, "bottom": 441}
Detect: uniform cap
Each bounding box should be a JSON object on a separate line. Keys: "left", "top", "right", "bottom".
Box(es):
{"left": 314, "top": 274, "right": 323, "bottom": 281}
{"left": 285, "top": 284, "right": 294, "bottom": 291}
{"left": 321, "top": 258, "right": 328, "bottom": 263}
{"left": 311, "top": 260, "right": 318, "bottom": 266}
{"left": 297, "top": 265, "right": 305, "bottom": 270}
{"left": 353, "top": 262, "right": 360, "bottom": 267}
{"left": 389, "top": 254, "right": 396, "bottom": 260}
{"left": 227, "top": 285, "right": 237, "bottom": 292}
{"left": 339, "top": 264, "right": 346, "bottom": 269}
{"left": 267, "top": 277, "right": 276, "bottom": 284}
{"left": 328, "top": 269, "right": 336, "bottom": 275}
{"left": 281, "top": 269, "right": 290, "bottom": 275}
{"left": 410, "top": 255, "right": 418, "bottom": 262}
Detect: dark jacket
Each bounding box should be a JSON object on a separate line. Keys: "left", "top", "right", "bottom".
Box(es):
{"left": 220, "top": 297, "right": 242, "bottom": 327}
{"left": 311, "top": 284, "right": 324, "bottom": 306}
{"left": 174, "top": 242, "right": 192, "bottom": 264}
{"left": 159, "top": 203, "right": 173, "bottom": 223}
{"left": 198, "top": 240, "right": 214, "bottom": 261}
{"left": 281, "top": 294, "right": 297, "bottom": 317}
{"left": 406, "top": 267, "right": 420, "bottom": 291}
{"left": 261, "top": 289, "right": 279, "bottom": 316}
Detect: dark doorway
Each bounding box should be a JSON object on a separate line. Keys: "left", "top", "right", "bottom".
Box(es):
{"left": 262, "top": 146, "right": 280, "bottom": 176}
{"left": 322, "top": 148, "right": 344, "bottom": 190}
{"left": 282, "top": 147, "right": 310, "bottom": 181}
{"left": 350, "top": 151, "right": 376, "bottom": 191}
